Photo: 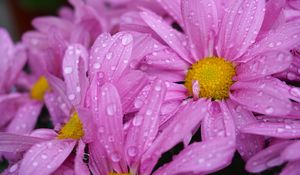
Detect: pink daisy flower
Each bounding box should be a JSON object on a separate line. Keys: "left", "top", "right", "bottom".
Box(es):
{"left": 0, "top": 28, "right": 48, "bottom": 138}
{"left": 119, "top": 0, "right": 300, "bottom": 166}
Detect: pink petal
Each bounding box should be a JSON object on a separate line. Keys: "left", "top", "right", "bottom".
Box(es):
{"left": 230, "top": 78, "right": 292, "bottom": 116}
{"left": 130, "top": 32, "right": 167, "bottom": 66}
{"left": 119, "top": 12, "right": 165, "bottom": 43}
{"left": 30, "top": 129, "right": 57, "bottom": 140}
{"left": 280, "top": 160, "right": 300, "bottom": 175}
{"left": 0, "top": 93, "right": 25, "bottom": 129}
{"left": 181, "top": 0, "right": 219, "bottom": 59}
{"left": 242, "top": 120, "right": 300, "bottom": 139}
{"left": 140, "top": 9, "right": 191, "bottom": 63}
{"left": 227, "top": 100, "right": 264, "bottom": 161}
{"left": 0, "top": 132, "right": 46, "bottom": 152}
{"left": 88, "top": 141, "right": 111, "bottom": 175}
{"left": 19, "top": 139, "right": 76, "bottom": 175}
{"left": 32, "top": 17, "right": 73, "bottom": 38}
{"left": 116, "top": 70, "right": 149, "bottom": 113}
{"left": 7, "top": 100, "right": 43, "bottom": 134}
{"left": 44, "top": 92, "right": 69, "bottom": 126}
{"left": 45, "top": 73, "right": 72, "bottom": 110}
{"left": 95, "top": 83, "right": 127, "bottom": 172}
{"left": 217, "top": 0, "right": 265, "bottom": 60}
{"left": 89, "top": 32, "right": 133, "bottom": 82}
{"left": 246, "top": 141, "right": 291, "bottom": 173}
{"left": 125, "top": 79, "right": 166, "bottom": 166}
{"left": 235, "top": 51, "right": 292, "bottom": 81}
{"left": 143, "top": 48, "right": 190, "bottom": 70}
{"left": 63, "top": 44, "right": 89, "bottom": 107}
{"left": 0, "top": 28, "right": 26, "bottom": 91}
{"left": 0, "top": 28, "right": 14, "bottom": 90}
{"left": 74, "top": 140, "right": 89, "bottom": 175}
{"left": 201, "top": 101, "right": 235, "bottom": 141}
{"left": 2, "top": 161, "right": 21, "bottom": 175}
{"left": 281, "top": 140, "right": 300, "bottom": 161}
{"left": 76, "top": 108, "right": 96, "bottom": 143}
{"left": 259, "top": 0, "right": 286, "bottom": 35}
{"left": 154, "top": 138, "right": 235, "bottom": 175}
{"left": 140, "top": 99, "right": 210, "bottom": 175}
{"left": 249, "top": 21, "right": 300, "bottom": 55}
{"left": 156, "top": 0, "right": 183, "bottom": 26}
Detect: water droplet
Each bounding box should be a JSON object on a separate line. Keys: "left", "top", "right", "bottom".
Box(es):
{"left": 122, "top": 34, "right": 133, "bottom": 45}
{"left": 268, "top": 42, "right": 275, "bottom": 48}
{"left": 105, "top": 52, "right": 113, "bottom": 60}
{"left": 146, "top": 110, "right": 153, "bottom": 115}
{"left": 265, "top": 107, "right": 274, "bottom": 114}
{"left": 110, "top": 152, "right": 121, "bottom": 162}
{"left": 106, "top": 104, "right": 117, "bottom": 116}
{"left": 41, "top": 154, "right": 48, "bottom": 159}
{"left": 134, "top": 99, "right": 143, "bottom": 108}
{"left": 132, "top": 116, "right": 143, "bottom": 126}
{"left": 64, "top": 67, "right": 73, "bottom": 74}
{"left": 93, "top": 63, "right": 101, "bottom": 69}
{"left": 277, "top": 128, "right": 284, "bottom": 133}
{"left": 9, "top": 164, "right": 18, "bottom": 172}
{"left": 198, "top": 158, "right": 205, "bottom": 164}
{"left": 155, "top": 85, "right": 161, "bottom": 91}
{"left": 108, "top": 136, "right": 114, "bottom": 142}
{"left": 290, "top": 88, "right": 300, "bottom": 97}
{"left": 127, "top": 146, "right": 138, "bottom": 157}
{"left": 98, "top": 126, "right": 105, "bottom": 133}
{"left": 32, "top": 162, "right": 38, "bottom": 167}
{"left": 68, "top": 94, "right": 75, "bottom": 101}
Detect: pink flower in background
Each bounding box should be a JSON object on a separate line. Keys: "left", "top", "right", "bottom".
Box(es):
{"left": 0, "top": 28, "right": 46, "bottom": 139}
{"left": 242, "top": 114, "right": 300, "bottom": 174}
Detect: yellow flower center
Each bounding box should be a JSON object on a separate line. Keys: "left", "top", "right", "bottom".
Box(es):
{"left": 30, "top": 76, "right": 50, "bottom": 100}
{"left": 184, "top": 57, "right": 236, "bottom": 100}
{"left": 57, "top": 112, "right": 84, "bottom": 140}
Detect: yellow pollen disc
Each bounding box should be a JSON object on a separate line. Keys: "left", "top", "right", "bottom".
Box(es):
{"left": 30, "top": 76, "right": 50, "bottom": 100}
{"left": 57, "top": 112, "right": 84, "bottom": 140}
{"left": 184, "top": 57, "right": 236, "bottom": 100}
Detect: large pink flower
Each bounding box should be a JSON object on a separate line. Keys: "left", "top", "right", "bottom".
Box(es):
{"left": 118, "top": 0, "right": 300, "bottom": 168}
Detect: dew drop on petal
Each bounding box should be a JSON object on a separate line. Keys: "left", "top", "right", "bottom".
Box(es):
{"left": 122, "top": 34, "right": 133, "bottom": 45}
{"left": 105, "top": 52, "right": 113, "bottom": 60}
{"left": 93, "top": 63, "right": 101, "bottom": 69}
{"left": 132, "top": 116, "right": 143, "bottom": 126}
{"left": 9, "top": 164, "right": 18, "bottom": 173}
{"left": 290, "top": 88, "right": 300, "bottom": 97}
{"left": 127, "top": 146, "right": 138, "bottom": 157}
{"left": 68, "top": 94, "right": 75, "bottom": 101}
{"left": 32, "top": 162, "right": 38, "bottom": 167}
{"left": 106, "top": 104, "right": 117, "bottom": 116}
{"left": 265, "top": 107, "right": 274, "bottom": 114}
{"left": 110, "top": 152, "right": 121, "bottom": 162}
{"left": 134, "top": 99, "right": 143, "bottom": 109}
{"left": 64, "top": 67, "right": 73, "bottom": 74}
